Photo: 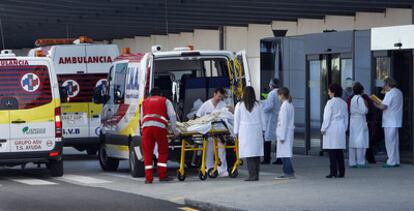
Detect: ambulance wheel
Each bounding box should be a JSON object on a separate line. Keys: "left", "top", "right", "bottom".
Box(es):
{"left": 177, "top": 171, "right": 186, "bottom": 181}
{"left": 207, "top": 168, "right": 218, "bottom": 178}
{"left": 129, "top": 144, "right": 145, "bottom": 178}
{"left": 199, "top": 171, "right": 207, "bottom": 180}
{"left": 229, "top": 169, "right": 238, "bottom": 178}
{"left": 98, "top": 146, "right": 119, "bottom": 171}
{"left": 49, "top": 159, "right": 63, "bottom": 177}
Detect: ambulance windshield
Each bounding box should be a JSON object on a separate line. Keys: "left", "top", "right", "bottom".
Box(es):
{"left": 0, "top": 65, "right": 52, "bottom": 110}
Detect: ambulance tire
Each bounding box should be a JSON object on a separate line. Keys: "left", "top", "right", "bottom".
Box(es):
{"left": 129, "top": 144, "right": 145, "bottom": 178}
{"left": 98, "top": 146, "right": 119, "bottom": 171}
{"left": 49, "top": 159, "right": 63, "bottom": 177}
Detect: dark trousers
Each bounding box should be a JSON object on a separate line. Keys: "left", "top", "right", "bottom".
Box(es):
{"left": 246, "top": 157, "right": 260, "bottom": 180}
{"left": 263, "top": 141, "right": 271, "bottom": 163}
{"left": 327, "top": 149, "right": 345, "bottom": 177}
{"left": 281, "top": 158, "right": 294, "bottom": 176}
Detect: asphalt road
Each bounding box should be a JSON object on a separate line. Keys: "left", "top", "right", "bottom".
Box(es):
{"left": 0, "top": 149, "right": 196, "bottom": 211}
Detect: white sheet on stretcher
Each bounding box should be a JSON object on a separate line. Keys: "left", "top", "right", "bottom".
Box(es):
{"left": 178, "top": 108, "right": 234, "bottom": 136}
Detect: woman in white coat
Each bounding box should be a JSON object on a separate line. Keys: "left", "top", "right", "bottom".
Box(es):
{"left": 275, "top": 87, "right": 295, "bottom": 179}
{"left": 349, "top": 82, "right": 369, "bottom": 168}
{"left": 321, "top": 84, "right": 348, "bottom": 178}
{"left": 234, "top": 86, "right": 265, "bottom": 181}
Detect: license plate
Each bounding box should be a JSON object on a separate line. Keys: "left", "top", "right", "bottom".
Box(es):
{"left": 62, "top": 113, "right": 87, "bottom": 124}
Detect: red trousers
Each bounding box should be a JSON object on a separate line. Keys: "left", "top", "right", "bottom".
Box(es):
{"left": 142, "top": 126, "right": 169, "bottom": 182}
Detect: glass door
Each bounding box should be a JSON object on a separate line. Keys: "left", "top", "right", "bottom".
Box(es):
{"left": 306, "top": 53, "right": 353, "bottom": 155}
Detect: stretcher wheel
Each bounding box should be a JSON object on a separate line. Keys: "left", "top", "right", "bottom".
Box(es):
{"left": 218, "top": 160, "right": 222, "bottom": 167}
{"left": 239, "top": 160, "right": 244, "bottom": 166}
{"left": 229, "top": 169, "right": 238, "bottom": 178}
{"left": 177, "top": 171, "right": 186, "bottom": 181}
{"left": 199, "top": 171, "right": 207, "bottom": 180}
{"left": 207, "top": 168, "right": 218, "bottom": 178}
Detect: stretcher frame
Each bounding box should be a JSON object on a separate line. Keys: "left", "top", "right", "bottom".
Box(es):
{"left": 169, "top": 121, "right": 241, "bottom": 181}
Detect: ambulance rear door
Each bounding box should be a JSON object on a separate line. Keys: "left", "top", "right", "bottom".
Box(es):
{"left": 85, "top": 45, "right": 119, "bottom": 138}
{"left": 231, "top": 50, "right": 251, "bottom": 101}
{"left": 52, "top": 45, "right": 89, "bottom": 139}
{"left": 8, "top": 59, "right": 57, "bottom": 153}
{"left": 0, "top": 61, "right": 12, "bottom": 153}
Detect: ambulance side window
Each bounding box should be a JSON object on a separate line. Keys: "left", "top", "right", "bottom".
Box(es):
{"left": 113, "top": 63, "right": 128, "bottom": 104}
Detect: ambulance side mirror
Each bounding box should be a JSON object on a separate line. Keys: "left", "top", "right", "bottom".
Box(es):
{"left": 59, "top": 87, "right": 69, "bottom": 103}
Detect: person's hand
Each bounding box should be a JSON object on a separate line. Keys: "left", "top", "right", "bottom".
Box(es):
{"left": 321, "top": 131, "right": 325, "bottom": 135}
{"left": 173, "top": 130, "right": 180, "bottom": 137}
{"left": 280, "top": 140, "right": 285, "bottom": 143}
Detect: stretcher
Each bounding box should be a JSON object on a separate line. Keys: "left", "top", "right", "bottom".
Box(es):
{"left": 169, "top": 121, "right": 242, "bottom": 181}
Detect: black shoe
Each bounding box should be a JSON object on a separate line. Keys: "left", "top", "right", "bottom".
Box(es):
{"left": 159, "top": 177, "right": 174, "bottom": 182}
{"left": 326, "top": 175, "right": 337, "bottom": 178}
{"left": 261, "top": 160, "right": 270, "bottom": 165}
{"left": 272, "top": 159, "right": 282, "bottom": 165}
{"left": 337, "top": 175, "right": 345, "bottom": 178}
{"left": 145, "top": 180, "right": 153, "bottom": 184}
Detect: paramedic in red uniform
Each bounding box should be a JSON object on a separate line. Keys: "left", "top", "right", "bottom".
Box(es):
{"left": 141, "top": 87, "right": 178, "bottom": 183}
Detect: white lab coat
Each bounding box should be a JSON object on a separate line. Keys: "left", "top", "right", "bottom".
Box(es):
{"left": 262, "top": 89, "right": 279, "bottom": 141}
{"left": 321, "top": 97, "right": 348, "bottom": 149}
{"left": 276, "top": 101, "right": 295, "bottom": 158}
{"left": 349, "top": 95, "right": 369, "bottom": 148}
{"left": 234, "top": 102, "right": 265, "bottom": 158}
{"left": 382, "top": 88, "right": 403, "bottom": 128}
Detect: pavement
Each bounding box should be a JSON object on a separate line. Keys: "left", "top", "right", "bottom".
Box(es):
{"left": 1, "top": 148, "right": 413, "bottom": 211}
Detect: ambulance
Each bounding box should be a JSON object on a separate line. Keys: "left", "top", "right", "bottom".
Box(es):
{"left": 29, "top": 37, "right": 119, "bottom": 154}
{"left": 95, "top": 46, "right": 250, "bottom": 177}
{"left": 0, "top": 49, "right": 64, "bottom": 176}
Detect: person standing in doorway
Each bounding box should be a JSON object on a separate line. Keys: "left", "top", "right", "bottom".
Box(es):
{"left": 374, "top": 77, "right": 403, "bottom": 168}
{"left": 262, "top": 79, "right": 282, "bottom": 165}
{"left": 275, "top": 87, "right": 295, "bottom": 179}
{"left": 349, "top": 82, "right": 369, "bottom": 168}
{"left": 321, "top": 84, "right": 348, "bottom": 178}
{"left": 234, "top": 86, "right": 265, "bottom": 181}
{"left": 196, "top": 88, "right": 229, "bottom": 177}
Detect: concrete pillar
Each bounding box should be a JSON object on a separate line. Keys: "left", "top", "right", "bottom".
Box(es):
{"left": 224, "top": 26, "right": 248, "bottom": 52}
{"left": 194, "top": 29, "right": 220, "bottom": 50}
{"left": 324, "top": 15, "right": 355, "bottom": 31}
{"left": 297, "top": 18, "right": 325, "bottom": 35}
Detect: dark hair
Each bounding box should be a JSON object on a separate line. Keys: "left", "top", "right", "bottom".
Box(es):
{"left": 242, "top": 86, "right": 257, "bottom": 112}
{"left": 270, "top": 78, "right": 280, "bottom": 88}
{"left": 328, "top": 84, "right": 343, "bottom": 97}
{"left": 214, "top": 88, "right": 226, "bottom": 95}
{"left": 277, "top": 87, "right": 292, "bottom": 103}
{"left": 150, "top": 87, "right": 162, "bottom": 96}
{"left": 352, "top": 82, "right": 364, "bottom": 95}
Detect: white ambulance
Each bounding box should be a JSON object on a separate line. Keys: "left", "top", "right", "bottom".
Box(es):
{"left": 0, "top": 50, "right": 64, "bottom": 176}
{"left": 29, "top": 37, "right": 119, "bottom": 155}
{"left": 95, "top": 46, "right": 250, "bottom": 177}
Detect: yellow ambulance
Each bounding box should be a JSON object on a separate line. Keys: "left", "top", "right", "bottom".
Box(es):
{"left": 0, "top": 50, "right": 64, "bottom": 176}
{"left": 95, "top": 46, "right": 250, "bottom": 177}
{"left": 29, "top": 37, "right": 119, "bottom": 155}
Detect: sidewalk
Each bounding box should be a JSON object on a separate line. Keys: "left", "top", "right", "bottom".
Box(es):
{"left": 94, "top": 154, "right": 414, "bottom": 211}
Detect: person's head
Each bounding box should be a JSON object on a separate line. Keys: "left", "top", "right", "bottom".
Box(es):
{"left": 269, "top": 78, "right": 280, "bottom": 90}
{"left": 352, "top": 81, "right": 364, "bottom": 95}
{"left": 150, "top": 87, "right": 162, "bottom": 97}
{"left": 277, "top": 87, "right": 292, "bottom": 103}
{"left": 328, "top": 84, "right": 343, "bottom": 99}
{"left": 383, "top": 76, "right": 397, "bottom": 91}
{"left": 242, "top": 86, "right": 257, "bottom": 112}
{"left": 212, "top": 88, "right": 226, "bottom": 103}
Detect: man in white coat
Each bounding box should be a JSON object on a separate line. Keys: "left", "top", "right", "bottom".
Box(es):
{"left": 196, "top": 88, "right": 228, "bottom": 176}
{"left": 275, "top": 87, "right": 295, "bottom": 179}
{"left": 349, "top": 82, "right": 369, "bottom": 168}
{"left": 374, "top": 77, "right": 403, "bottom": 168}
{"left": 262, "top": 79, "right": 280, "bottom": 164}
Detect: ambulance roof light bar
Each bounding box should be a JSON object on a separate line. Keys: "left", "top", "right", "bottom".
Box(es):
{"left": 35, "top": 36, "right": 94, "bottom": 46}
{"left": 173, "top": 45, "right": 194, "bottom": 51}
{"left": 121, "top": 47, "right": 131, "bottom": 54}
{"left": 151, "top": 45, "right": 162, "bottom": 53}
{"left": 0, "top": 49, "right": 16, "bottom": 57}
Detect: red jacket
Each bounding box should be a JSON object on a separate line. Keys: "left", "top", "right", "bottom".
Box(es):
{"left": 142, "top": 96, "right": 168, "bottom": 127}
